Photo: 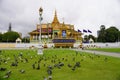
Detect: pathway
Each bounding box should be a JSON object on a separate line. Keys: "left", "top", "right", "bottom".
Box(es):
{"left": 72, "top": 48, "right": 120, "bottom": 58}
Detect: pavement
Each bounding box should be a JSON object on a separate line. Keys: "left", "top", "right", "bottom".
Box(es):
{"left": 72, "top": 48, "right": 120, "bottom": 58}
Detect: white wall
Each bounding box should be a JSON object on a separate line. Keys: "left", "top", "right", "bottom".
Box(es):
{"left": 82, "top": 42, "right": 120, "bottom": 48}
{"left": 0, "top": 42, "right": 120, "bottom": 48}
{"left": 15, "top": 43, "right": 54, "bottom": 48}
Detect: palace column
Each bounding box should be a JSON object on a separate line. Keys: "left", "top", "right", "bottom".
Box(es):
{"left": 36, "top": 34, "right": 37, "bottom": 41}
{"left": 37, "top": 34, "right": 39, "bottom": 41}
{"left": 33, "top": 35, "right": 35, "bottom": 40}
{"left": 52, "top": 31, "right": 55, "bottom": 39}
{"left": 30, "top": 35, "right": 33, "bottom": 42}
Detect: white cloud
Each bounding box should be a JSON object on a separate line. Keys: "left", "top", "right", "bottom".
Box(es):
{"left": 0, "top": 0, "right": 120, "bottom": 37}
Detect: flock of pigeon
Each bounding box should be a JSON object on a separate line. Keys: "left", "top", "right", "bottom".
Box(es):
{"left": 0, "top": 50, "right": 108, "bottom": 80}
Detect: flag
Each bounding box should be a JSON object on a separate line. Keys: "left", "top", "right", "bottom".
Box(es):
{"left": 88, "top": 30, "right": 92, "bottom": 33}
{"left": 83, "top": 29, "right": 87, "bottom": 33}
{"left": 78, "top": 29, "right": 81, "bottom": 32}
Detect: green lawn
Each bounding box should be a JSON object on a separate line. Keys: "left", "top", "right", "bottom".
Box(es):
{"left": 0, "top": 49, "right": 120, "bottom": 80}
{"left": 87, "top": 48, "right": 120, "bottom": 53}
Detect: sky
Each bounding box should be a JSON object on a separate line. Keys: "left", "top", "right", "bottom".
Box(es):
{"left": 0, "top": 0, "right": 120, "bottom": 37}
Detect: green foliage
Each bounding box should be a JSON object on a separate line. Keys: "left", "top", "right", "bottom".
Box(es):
{"left": 88, "top": 35, "right": 96, "bottom": 42}
{"left": 0, "top": 33, "right": 3, "bottom": 42}
{"left": 22, "top": 37, "right": 30, "bottom": 43}
{"left": 0, "top": 49, "right": 120, "bottom": 80}
{"left": 97, "top": 25, "right": 119, "bottom": 42}
{"left": 83, "top": 35, "right": 89, "bottom": 42}
{"left": 105, "top": 27, "right": 119, "bottom": 42}
{"left": 100, "top": 25, "right": 106, "bottom": 30}
{"left": 2, "top": 31, "right": 20, "bottom": 42}
{"left": 97, "top": 25, "right": 106, "bottom": 42}
{"left": 118, "top": 31, "right": 120, "bottom": 41}
{"left": 118, "top": 31, "right": 120, "bottom": 42}
{"left": 84, "top": 35, "right": 96, "bottom": 43}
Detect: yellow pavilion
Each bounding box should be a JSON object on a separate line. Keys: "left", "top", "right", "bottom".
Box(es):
{"left": 29, "top": 11, "right": 82, "bottom": 47}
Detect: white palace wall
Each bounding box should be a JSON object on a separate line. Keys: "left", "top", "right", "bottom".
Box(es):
{"left": 0, "top": 42, "right": 120, "bottom": 48}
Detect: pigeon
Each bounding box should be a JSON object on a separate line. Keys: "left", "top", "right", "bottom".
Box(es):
{"left": 11, "top": 62, "right": 18, "bottom": 66}
{"left": 72, "top": 67, "right": 76, "bottom": 71}
{"left": 5, "top": 70, "right": 11, "bottom": 75}
{"left": 36, "top": 63, "right": 40, "bottom": 70}
{"left": 19, "top": 69, "right": 25, "bottom": 73}
{"left": 104, "top": 57, "right": 108, "bottom": 62}
{"left": 4, "top": 70, "right": 11, "bottom": 78}
{"left": 0, "top": 67, "right": 7, "bottom": 71}
{"left": 43, "top": 76, "right": 47, "bottom": 80}
{"left": 32, "top": 63, "right": 35, "bottom": 69}
{"left": 68, "top": 64, "right": 72, "bottom": 68}
{"left": 48, "top": 75, "right": 52, "bottom": 80}
{"left": 48, "top": 65, "right": 53, "bottom": 70}
{"left": 75, "top": 62, "right": 81, "bottom": 67}
{"left": 47, "top": 69, "right": 52, "bottom": 75}
{"left": 3, "top": 75, "right": 9, "bottom": 78}
{"left": 58, "top": 62, "right": 64, "bottom": 67}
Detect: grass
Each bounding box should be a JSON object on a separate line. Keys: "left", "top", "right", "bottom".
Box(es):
{"left": 0, "top": 49, "right": 120, "bottom": 80}
{"left": 87, "top": 48, "right": 120, "bottom": 53}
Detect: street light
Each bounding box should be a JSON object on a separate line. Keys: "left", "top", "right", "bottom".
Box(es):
{"left": 38, "top": 7, "right": 43, "bottom": 54}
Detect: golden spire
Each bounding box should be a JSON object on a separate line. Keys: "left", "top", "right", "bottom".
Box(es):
{"left": 52, "top": 10, "right": 59, "bottom": 24}
{"left": 62, "top": 17, "right": 65, "bottom": 25}
{"left": 55, "top": 10, "right": 57, "bottom": 16}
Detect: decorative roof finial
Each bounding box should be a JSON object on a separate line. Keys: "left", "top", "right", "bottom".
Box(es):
{"left": 52, "top": 10, "right": 59, "bottom": 24}
{"left": 55, "top": 10, "right": 57, "bottom": 16}
{"left": 62, "top": 17, "right": 65, "bottom": 23}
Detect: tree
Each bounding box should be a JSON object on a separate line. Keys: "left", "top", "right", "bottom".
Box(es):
{"left": 97, "top": 25, "right": 106, "bottom": 42}
{"left": 119, "top": 31, "right": 120, "bottom": 42}
{"left": 22, "top": 36, "right": 30, "bottom": 43}
{"left": 2, "top": 31, "right": 20, "bottom": 42}
{"left": 83, "top": 35, "right": 89, "bottom": 43}
{"left": 0, "top": 33, "right": 3, "bottom": 42}
{"left": 88, "top": 35, "right": 96, "bottom": 42}
{"left": 105, "top": 27, "right": 119, "bottom": 42}
{"left": 100, "top": 25, "right": 105, "bottom": 30}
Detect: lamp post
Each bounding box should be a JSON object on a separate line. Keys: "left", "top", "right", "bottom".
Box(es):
{"left": 38, "top": 7, "right": 43, "bottom": 54}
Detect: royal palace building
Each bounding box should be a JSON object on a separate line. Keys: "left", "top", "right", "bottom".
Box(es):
{"left": 29, "top": 11, "right": 82, "bottom": 47}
